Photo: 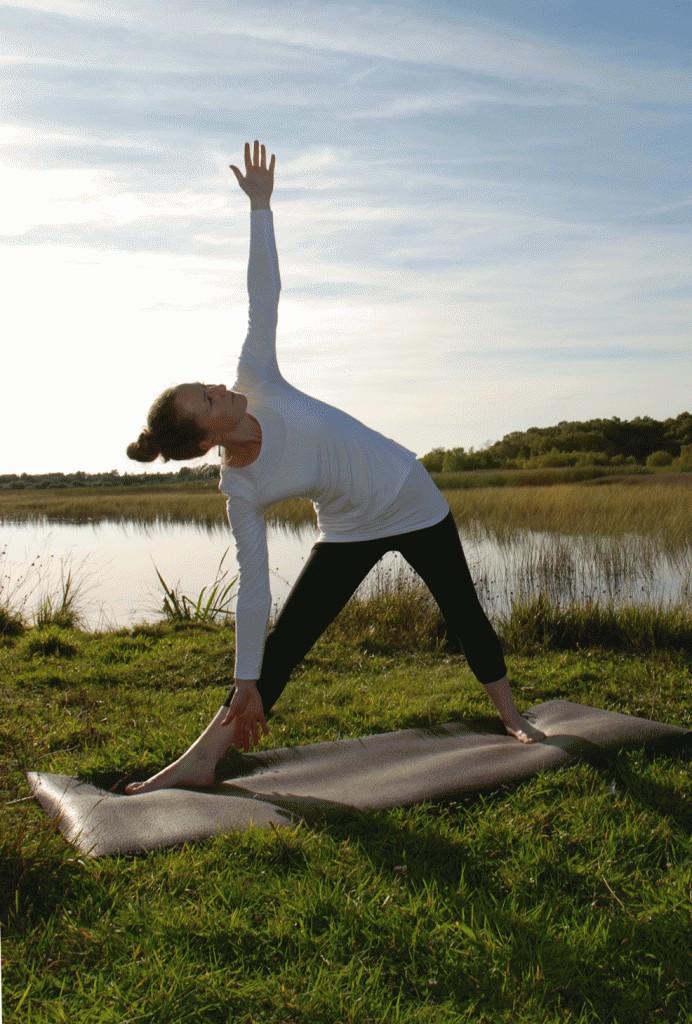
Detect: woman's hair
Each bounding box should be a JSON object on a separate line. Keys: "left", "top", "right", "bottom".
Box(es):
{"left": 126, "top": 386, "right": 208, "bottom": 463}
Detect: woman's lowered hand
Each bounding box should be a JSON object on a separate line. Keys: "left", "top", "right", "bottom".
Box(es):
{"left": 221, "top": 678, "right": 269, "bottom": 752}
{"left": 230, "top": 140, "right": 275, "bottom": 209}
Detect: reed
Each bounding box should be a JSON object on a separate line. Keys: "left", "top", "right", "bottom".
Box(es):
{"left": 429, "top": 464, "right": 652, "bottom": 490}
{"left": 33, "top": 568, "right": 84, "bottom": 630}
{"left": 446, "top": 481, "right": 692, "bottom": 552}
{"left": 0, "top": 484, "right": 227, "bottom": 527}
{"left": 3, "top": 489, "right": 691, "bottom": 636}
{"left": 322, "top": 559, "right": 448, "bottom": 655}
{"left": 0, "top": 548, "right": 90, "bottom": 635}
{"left": 154, "top": 549, "right": 238, "bottom": 624}
{"left": 326, "top": 577, "right": 692, "bottom": 657}
{"left": 312, "top": 537, "right": 692, "bottom": 657}
{"left": 499, "top": 592, "right": 692, "bottom": 655}
{"left": 3, "top": 479, "right": 690, "bottom": 554}
{"left": 469, "top": 531, "right": 691, "bottom": 620}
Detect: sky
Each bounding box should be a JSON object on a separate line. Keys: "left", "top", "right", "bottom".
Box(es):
{"left": 1, "top": 0, "right": 690, "bottom": 475}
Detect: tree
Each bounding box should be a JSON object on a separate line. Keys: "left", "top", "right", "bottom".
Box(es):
{"left": 419, "top": 447, "right": 445, "bottom": 472}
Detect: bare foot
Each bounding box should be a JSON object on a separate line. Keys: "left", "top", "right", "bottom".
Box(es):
{"left": 125, "top": 751, "right": 216, "bottom": 795}
{"left": 125, "top": 705, "right": 241, "bottom": 795}
{"left": 503, "top": 715, "right": 546, "bottom": 744}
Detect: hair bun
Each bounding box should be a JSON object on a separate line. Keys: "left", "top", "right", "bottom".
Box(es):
{"left": 126, "top": 430, "right": 161, "bottom": 463}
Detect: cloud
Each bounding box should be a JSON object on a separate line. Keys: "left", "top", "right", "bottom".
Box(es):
{"left": 1, "top": 0, "right": 689, "bottom": 474}
{"left": 6, "top": 0, "right": 690, "bottom": 103}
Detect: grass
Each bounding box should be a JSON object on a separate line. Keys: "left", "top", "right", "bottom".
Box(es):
{"left": 2, "top": 474, "right": 691, "bottom": 551}
{"left": 2, "top": 580, "right": 692, "bottom": 1023}
{"left": 427, "top": 465, "right": 654, "bottom": 490}
{"left": 2, "top": 476, "right": 691, "bottom": 1021}
{"left": 155, "top": 548, "right": 238, "bottom": 624}
{"left": 1, "top": 548, "right": 90, "bottom": 637}
{"left": 445, "top": 480, "right": 692, "bottom": 551}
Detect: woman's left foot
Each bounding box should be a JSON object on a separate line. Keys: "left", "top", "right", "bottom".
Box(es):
{"left": 503, "top": 715, "right": 546, "bottom": 744}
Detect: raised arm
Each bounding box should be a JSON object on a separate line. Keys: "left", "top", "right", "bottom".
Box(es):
{"left": 230, "top": 141, "right": 283, "bottom": 388}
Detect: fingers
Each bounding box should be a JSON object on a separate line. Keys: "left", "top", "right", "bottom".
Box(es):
{"left": 242, "top": 715, "right": 268, "bottom": 751}
{"left": 222, "top": 683, "right": 268, "bottom": 749}
{"left": 239, "top": 141, "right": 274, "bottom": 172}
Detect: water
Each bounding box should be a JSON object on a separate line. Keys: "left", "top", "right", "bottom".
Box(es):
{"left": 1, "top": 518, "right": 321, "bottom": 631}
{"left": 1, "top": 517, "right": 689, "bottom": 632}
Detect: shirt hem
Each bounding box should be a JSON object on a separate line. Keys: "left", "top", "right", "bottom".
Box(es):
{"left": 316, "top": 506, "right": 450, "bottom": 545}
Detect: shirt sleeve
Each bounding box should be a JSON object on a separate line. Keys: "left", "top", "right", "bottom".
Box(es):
{"left": 225, "top": 495, "right": 273, "bottom": 680}
{"left": 235, "top": 209, "right": 283, "bottom": 390}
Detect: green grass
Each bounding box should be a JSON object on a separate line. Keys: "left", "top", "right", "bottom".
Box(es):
{"left": 154, "top": 548, "right": 238, "bottom": 623}
{"left": 428, "top": 465, "right": 654, "bottom": 490}
{"left": 2, "top": 590, "right": 692, "bottom": 1023}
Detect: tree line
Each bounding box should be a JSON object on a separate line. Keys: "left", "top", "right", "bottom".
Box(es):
{"left": 420, "top": 413, "right": 692, "bottom": 473}
{"left": 0, "top": 465, "right": 219, "bottom": 491}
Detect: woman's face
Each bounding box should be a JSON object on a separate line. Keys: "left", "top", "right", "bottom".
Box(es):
{"left": 174, "top": 382, "right": 248, "bottom": 450}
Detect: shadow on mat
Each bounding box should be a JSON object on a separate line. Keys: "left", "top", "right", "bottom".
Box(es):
{"left": 83, "top": 715, "right": 510, "bottom": 796}
{"left": 81, "top": 727, "right": 692, "bottom": 836}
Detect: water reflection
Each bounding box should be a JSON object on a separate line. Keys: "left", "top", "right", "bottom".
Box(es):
{"left": 1, "top": 516, "right": 689, "bottom": 632}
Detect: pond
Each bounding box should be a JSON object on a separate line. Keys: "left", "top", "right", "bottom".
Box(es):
{"left": 1, "top": 517, "right": 690, "bottom": 632}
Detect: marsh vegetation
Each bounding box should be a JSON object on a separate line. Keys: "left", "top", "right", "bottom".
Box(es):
{"left": 3, "top": 473, "right": 691, "bottom": 633}
{"left": 2, "top": 471, "right": 691, "bottom": 1022}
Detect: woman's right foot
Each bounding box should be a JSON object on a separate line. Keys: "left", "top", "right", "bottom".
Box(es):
{"left": 125, "top": 752, "right": 216, "bottom": 794}
{"left": 126, "top": 708, "right": 242, "bottom": 795}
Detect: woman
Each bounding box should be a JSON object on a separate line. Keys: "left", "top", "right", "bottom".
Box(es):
{"left": 125, "top": 141, "right": 544, "bottom": 795}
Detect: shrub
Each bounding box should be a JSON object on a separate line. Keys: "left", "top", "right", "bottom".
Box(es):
{"left": 0, "top": 605, "right": 25, "bottom": 638}
{"left": 537, "top": 448, "right": 574, "bottom": 468}
{"left": 672, "top": 444, "right": 692, "bottom": 471}
{"left": 646, "top": 450, "right": 673, "bottom": 468}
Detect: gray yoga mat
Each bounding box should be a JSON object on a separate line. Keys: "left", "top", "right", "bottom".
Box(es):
{"left": 27, "top": 700, "right": 690, "bottom": 857}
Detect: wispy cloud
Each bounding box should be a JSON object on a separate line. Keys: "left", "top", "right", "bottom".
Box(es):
{"left": 1, "top": 0, "right": 689, "bottom": 473}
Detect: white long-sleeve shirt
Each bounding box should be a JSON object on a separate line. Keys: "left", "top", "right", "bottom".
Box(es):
{"left": 220, "top": 210, "right": 448, "bottom": 679}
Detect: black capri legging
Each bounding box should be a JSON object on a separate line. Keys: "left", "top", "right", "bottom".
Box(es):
{"left": 224, "top": 510, "right": 507, "bottom": 715}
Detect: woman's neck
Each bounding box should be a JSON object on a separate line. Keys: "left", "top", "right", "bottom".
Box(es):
{"left": 222, "top": 414, "right": 262, "bottom": 467}
{"left": 226, "top": 412, "right": 261, "bottom": 446}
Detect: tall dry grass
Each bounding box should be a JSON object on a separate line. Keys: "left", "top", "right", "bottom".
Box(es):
{"left": 2, "top": 478, "right": 690, "bottom": 553}
{"left": 0, "top": 485, "right": 316, "bottom": 529}
{"left": 446, "top": 481, "right": 692, "bottom": 552}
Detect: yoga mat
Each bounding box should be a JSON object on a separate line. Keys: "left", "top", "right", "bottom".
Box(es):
{"left": 26, "top": 774, "right": 294, "bottom": 858}
{"left": 27, "top": 701, "right": 690, "bottom": 857}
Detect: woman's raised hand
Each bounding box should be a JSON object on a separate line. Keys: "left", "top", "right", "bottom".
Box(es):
{"left": 230, "top": 140, "right": 275, "bottom": 208}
